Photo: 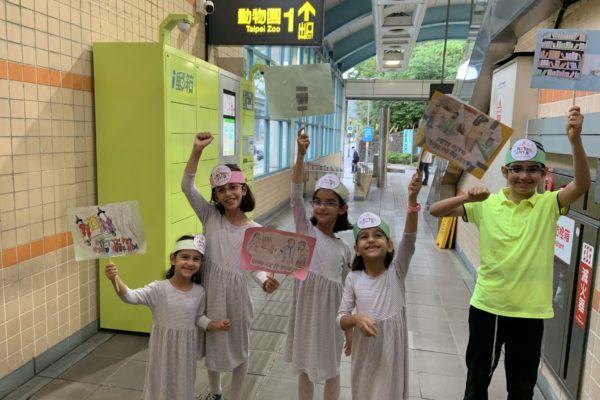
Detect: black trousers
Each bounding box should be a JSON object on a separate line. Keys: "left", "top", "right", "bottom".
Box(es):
{"left": 464, "top": 306, "right": 544, "bottom": 400}
{"left": 418, "top": 161, "right": 430, "bottom": 184}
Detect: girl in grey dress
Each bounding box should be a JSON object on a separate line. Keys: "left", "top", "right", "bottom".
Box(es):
{"left": 105, "top": 235, "right": 231, "bottom": 400}
{"left": 286, "top": 128, "right": 353, "bottom": 400}
{"left": 182, "top": 132, "right": 280, "bottom": 400}
{"left": 337, "top": 171, "right": 422, "bottom": 400}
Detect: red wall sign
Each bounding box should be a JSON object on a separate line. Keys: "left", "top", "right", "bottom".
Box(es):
{"left": 574, "top": 242, "right": 594, "bottom": 329}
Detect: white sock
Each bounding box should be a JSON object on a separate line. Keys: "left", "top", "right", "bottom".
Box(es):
{"left": 207, "top": 370, "right": 222, "bottom": 395}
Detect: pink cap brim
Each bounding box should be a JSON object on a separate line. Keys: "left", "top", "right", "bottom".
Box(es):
{"left": 210, "top": 171, "right": 246, "bottom": 188}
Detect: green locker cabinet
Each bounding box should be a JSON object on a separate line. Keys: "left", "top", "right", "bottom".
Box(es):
{"left": 93, "top": 43, "right": 253, "bottom": 332}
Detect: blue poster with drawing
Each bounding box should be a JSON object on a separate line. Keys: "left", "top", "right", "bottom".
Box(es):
{"left": 531, "top": 29, "right": 600, "bottom": 91}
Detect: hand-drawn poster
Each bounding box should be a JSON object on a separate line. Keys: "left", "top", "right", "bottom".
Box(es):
{"left": 241, "top": 227, "right": 316, "bottom": 280}
{"left": 263, "top": 63, "right": 334, "bottom": 119}
{"left": 531, "top": 29, "right": 600, "bottom": 91}
{"left": 416, "top": 91, "right": 513, "bottom": 179}
{"left": 67, "top": 201, "right": 146, "bottom": 261}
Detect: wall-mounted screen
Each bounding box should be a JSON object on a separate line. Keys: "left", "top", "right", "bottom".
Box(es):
{"left": 223, "top": 90, "right": 236, "bottom": 117}
{"left": 222, "top": 90, "right": 236, "bottom": 157}
{"left": 223, "top": 117, "right": 236, "bottom": 157}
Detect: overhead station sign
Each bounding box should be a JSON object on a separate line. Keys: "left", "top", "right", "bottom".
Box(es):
{"left": 208, "top": 0, "right": 324, "bottom": 46}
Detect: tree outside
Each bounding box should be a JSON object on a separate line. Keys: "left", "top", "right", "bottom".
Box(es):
{"left": 347, "top": 40, "right": 466, "bottom": 163}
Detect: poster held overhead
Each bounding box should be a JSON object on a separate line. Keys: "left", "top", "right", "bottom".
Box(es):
{"left": 263, "top": 64, "right": 334, "bottom": 119}
{"left": 531, "top": 29, "right": 600, "bottom": 92}
{"left": 416, "top": 91, "right": 513, "bottom": 179}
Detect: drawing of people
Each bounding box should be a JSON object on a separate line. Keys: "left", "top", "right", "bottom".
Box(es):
{"left": 261, "top": 235, "right": 275, "bottom": 254}
{"left": 247, "top": 233, "right": 261, "bottom": 254}
{"left": 437, "top": 111, "right": 464, "bottom": 136}
{"left": 281, "top": 238, "right": 296, "bottom": 265}
{"left": 464, "top": 114, "right": 489, "bottom": 152}
{"left": 75, "top": 216, "right": 91, "bottom": 244}
{"left": 97, "top": 207, "right": 116, "bottom": 235}
{"left": 92, "top": 239, "right": 104, "bottom": 254}
{"left": 423, "top": 103, "right": 443, "bottom": 128}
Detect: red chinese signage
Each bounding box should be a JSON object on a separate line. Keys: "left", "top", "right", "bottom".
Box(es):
{"left": 574, "top": 242, "right": 594, "bottom": 329}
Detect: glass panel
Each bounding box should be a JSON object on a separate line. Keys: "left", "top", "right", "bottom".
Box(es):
{"left": 269, "top": 120, "right": 281, "bottom": 171}
{"left": 270, "top": 47, "right": 282, "bottom": 65}
{"left": 281, "top": 122, "right": 290, "bottom": 168}
{"left": 253, "top": 73, "right": 267, "bottom": 118}
{"left": 254, "top": 119, "right": 267, "bottom": 176}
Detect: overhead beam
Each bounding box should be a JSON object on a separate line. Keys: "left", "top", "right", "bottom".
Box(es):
{"left": 337, "top": 45, "right": 376, "bottom": 72}
{"left": 332, "top": 26, "right": 375, "bottom": 62}
{"left": 417, "top": 23, "right": 470, "bottom": 42}
{"left": 345, "top": 79, "right": 456, "bottom": 100}
{"left": 324, "top": 0, "right": 372, "bottom": 36}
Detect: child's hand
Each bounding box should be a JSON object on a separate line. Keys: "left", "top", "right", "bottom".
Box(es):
{"left": 209, "top": 319, "right": 231, "bottom": 331}
{"left": 193, "top": 132, "right": 214, "bottom": 152}
{"left": 566, "top": 106, "right": 583, "bottom": 140}
{"left": 354, "top": 314, "right": 378, "bottom": 337}
{"left": 466, "top": 186, "right": 490, "bottom": 203}
{"left": 343, "top": 330, "right": 352, "bottom": 356}
{"left": 262, "top": 275, "right": 280, "bottom": 293}
{"left": 105, "top": 263, "right": 118, "bottom": 281}
{"left": 297, "top": 126, "right": 310, "bottom": 155}
{"left": 408, "top": 170, "right": 422, "bottom": 199}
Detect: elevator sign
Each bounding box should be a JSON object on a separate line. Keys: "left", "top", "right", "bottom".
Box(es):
{"left": 208, "top": 0, "right": 324, "bottom": 45}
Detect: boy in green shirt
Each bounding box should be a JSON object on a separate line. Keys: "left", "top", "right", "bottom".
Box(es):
{"left": 429, "top": 106, "right": 590, "bottom": 399}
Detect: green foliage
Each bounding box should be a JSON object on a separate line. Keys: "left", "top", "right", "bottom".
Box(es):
{"left": 387, "top": 152, "right": 416, "bottom": 165}
{"left": 350, "top": 40, "right": 466, "bottom": 135}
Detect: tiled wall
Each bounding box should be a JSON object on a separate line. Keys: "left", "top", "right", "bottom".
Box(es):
{"left": 0, "top": 0, "right": 211, "bottom": 379}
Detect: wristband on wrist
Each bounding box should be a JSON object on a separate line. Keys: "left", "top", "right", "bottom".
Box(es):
{"left": 407, "top": 203, "right": 421, "bottom": 213}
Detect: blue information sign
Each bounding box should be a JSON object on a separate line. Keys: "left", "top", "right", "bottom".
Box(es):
{"left": 363, "top": 127, "right": 373, "bottom": 142}
{"left": 402, "top": 129, "right": 413, "bottom": 153}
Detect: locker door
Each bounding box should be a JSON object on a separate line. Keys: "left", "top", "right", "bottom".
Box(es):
{"left": 564, "top": 221, "right": 598, "bottom": 398}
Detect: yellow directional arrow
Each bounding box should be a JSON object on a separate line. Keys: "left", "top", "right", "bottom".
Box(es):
{"left": 298, "top": 1, "right": 316, "bottom": 22}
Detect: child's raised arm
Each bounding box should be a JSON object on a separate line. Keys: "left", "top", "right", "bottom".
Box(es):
{"left": 429, "top": 186, "right": 490, "bottom": 218}
{"left": 182, "top": 132, "right": 217, "bottom": 222}
{"left": 292, "top": 126, "right": 309, "bottom": 184}
{"left": 185, "top": 132, "right": 214, "bottom": 175}
{"left": 105, "top": 262, "right": 128, "bottom": 296}
{"left": 557, "top": 106, "right": 591, "bottom": 208}
{"left": 404, "top": 171, "right": 422, "bottom": 234}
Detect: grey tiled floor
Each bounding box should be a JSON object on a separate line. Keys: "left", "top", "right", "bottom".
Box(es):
{"left": 3, "top": 157, "right": 546, "bottom": 400}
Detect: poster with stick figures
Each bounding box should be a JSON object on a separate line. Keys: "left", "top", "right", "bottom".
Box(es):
{"left": 241, "top": 227, "right": 316, "bottom": 280}
{"left": 67, "top": 201, "right": 146, "bottom": 261}
{"left": 416, "top": 91, "right": 513, "bottom": 179}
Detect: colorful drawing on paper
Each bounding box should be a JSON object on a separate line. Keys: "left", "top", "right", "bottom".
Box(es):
{"left": 531, "top": 29, "right": 600, "bottom": 92}
{"left": 67, "top": 201, "right": 146, "bottom": 261}
{"left": 416, "top": 91, "right": 513, "bottom": 179}
{"left": 241, "top": 227, "right": 316, "bottom": 280}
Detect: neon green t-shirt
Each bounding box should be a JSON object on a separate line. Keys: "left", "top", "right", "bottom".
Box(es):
{"left": 464, "top": 188, "right": 567, "bottom": 318}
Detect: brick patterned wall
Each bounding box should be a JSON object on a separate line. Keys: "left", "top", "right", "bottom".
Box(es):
{"left": 0, "top": 0, "right": 203, "bottom": 378}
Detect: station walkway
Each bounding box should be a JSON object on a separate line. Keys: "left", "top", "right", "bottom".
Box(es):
{"left": 2, "top": 155, "right": 545, "bottom": 400}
